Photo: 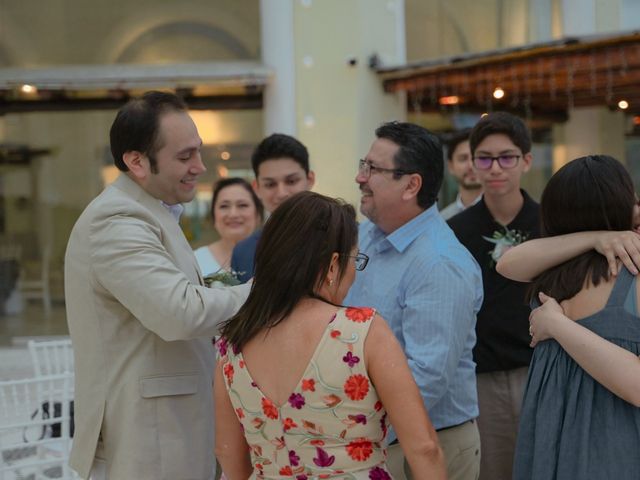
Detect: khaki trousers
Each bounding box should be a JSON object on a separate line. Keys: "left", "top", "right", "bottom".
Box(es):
{"left": 387, "top": 419, "right": 481, "bottom": 480}
{"left": 476, "top": 367, "right": 528, "bottom": 480}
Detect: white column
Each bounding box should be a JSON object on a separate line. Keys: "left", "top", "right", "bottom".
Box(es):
{"left": 528, "top": 0, "right": 553, "bottom": 42}
{"left": 553, "top": 0, "right": 626, "bottom": 169}
{"left": 260, "top": 0, "right": 297, "bottom": 136}
{"left": 258, "top": 0, "right": 407, "bottom": 206}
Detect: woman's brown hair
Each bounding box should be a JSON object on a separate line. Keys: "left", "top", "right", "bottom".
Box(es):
{"left": 220, "top": 191, "right": 358, "bottom": 350}
{"left": 528, "top": 155, "right": 636, "bottom": 303}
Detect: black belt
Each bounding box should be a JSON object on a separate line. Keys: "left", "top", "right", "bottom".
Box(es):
{"left": 436, "top": 418, "right": 474, "bottom": 433}
{"left": 388, "top": 419, "right": 475, "bottom": 445}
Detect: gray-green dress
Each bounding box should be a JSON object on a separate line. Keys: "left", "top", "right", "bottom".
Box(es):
{"left": 513, "top": 268, "right": 640, "bottom": 479}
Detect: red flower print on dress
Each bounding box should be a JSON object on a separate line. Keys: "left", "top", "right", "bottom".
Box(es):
{"left": 283, "top": 417, "right": 298, "bottom": 431}
{"left": 223, "top": 363, "right": 234, "bottom": 384}
{"left": 251, "top": 417, "right": 265, "bottom": 429}
{"left": 330, "top": 329, "right": 341, "bottom": 338}
{"left": 301, "top": 378, "right": 316, "bottom": 392}
{"left": 346, "top": 438, "right": 374, "bottom": 461}
{"left": 261, "top": 398, "right": 279, "bottom": 420}
{"left": 288, "top": 393, "right": 306, "bottom": 409}
{"left": 345, "top": 307, "right": 374, "bottom": 322}
{"left": 344, "top": 374, "right": 370, "bottom": 401}
{"left": 323, "top": 394, "right": 341, "bottom": 408}
{"left": 374, "top": 400, "right": 383, "bottom": 411}
{"left": 279, "top": 466, "right": 293, "bottom": 475}
{"left": 235, "top": 407, "right": 244, "bottom": 419}
{"left": 238, "top": 359, "right": 245, "bottom": 368}
{"left": 310, "top": 439, "right": 325, "bottom": 446}
{"left": 313, "top": 447, "right": 335, "bottom": 467}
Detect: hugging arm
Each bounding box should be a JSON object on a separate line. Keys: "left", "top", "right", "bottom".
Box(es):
{"left": 497, "top": 231, "right": 640, "bottom": 282}
{"left": 366, "top": 315, "right": 447, "bottom": 479}
{"left": 530, "top": 292, "right": 640, "bottom": 407}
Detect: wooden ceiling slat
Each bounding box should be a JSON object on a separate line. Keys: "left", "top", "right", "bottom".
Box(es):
{"left": 382, "top": 32, "right": 640, "bottom": 115}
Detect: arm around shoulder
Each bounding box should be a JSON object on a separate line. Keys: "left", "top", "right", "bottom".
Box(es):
{"left": 497, "top": 232, "right": 600, "bottom": 281}
{"left": 365, "top": 314, "right": 446, "bottom": 479}
{"left": 530, "top": 292, "right": 640, "bottom": 406}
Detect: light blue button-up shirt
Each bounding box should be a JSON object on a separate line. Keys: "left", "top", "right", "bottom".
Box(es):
{"left": 345, "top": 204, "right": 483, "bottom": 430}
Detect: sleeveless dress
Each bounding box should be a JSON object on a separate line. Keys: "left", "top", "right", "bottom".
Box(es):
{"left": 193, "top": 246, "right": 223, "bottom": 277}
{"left": 217, "top": 307, "right": 392, "bottom": 479}
{"left": 513, "top": 268, "right": 640, "bottom": 479}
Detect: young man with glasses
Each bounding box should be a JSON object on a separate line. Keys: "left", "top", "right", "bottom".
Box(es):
{"left": 448, "top": 111, "right": 540, "bottom": 480}
{"left": 346, "top": 121, "right": 483, "bottom": 480}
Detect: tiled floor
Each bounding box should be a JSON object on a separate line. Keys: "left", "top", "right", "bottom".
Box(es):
{"left": 0, "top": 301, "right": 69, "bottom": 347}
{"left": 0, "top": 301, "right": 69, "bottom": 380}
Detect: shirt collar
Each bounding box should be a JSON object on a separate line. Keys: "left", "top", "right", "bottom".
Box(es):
{"left": 456, "top": 192, "right": 482, "bottom": 210}
{"left": 367, "top": 204, "right": 440, "bottom": 253}
{"left": 161, "top": 202, "right": 184, "bottom": 222}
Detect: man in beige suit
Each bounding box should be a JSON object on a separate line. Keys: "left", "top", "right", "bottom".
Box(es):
{"left": 64, "top": 91, "right": 250, "bottom": 480}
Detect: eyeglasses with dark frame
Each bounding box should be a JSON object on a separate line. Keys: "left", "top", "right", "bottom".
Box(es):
{"left": 358, "top": 159, "right": 412, "bottom": 179}
{"left": 344, "top": 252, "right": 369, "bottom": 271}
{"left": 472, "top": 154, "right": 521, "bottom": 170}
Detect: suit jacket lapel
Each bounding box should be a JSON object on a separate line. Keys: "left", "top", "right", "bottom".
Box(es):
{"left": 112, "top": 175, "right": 204, "bottom": 285}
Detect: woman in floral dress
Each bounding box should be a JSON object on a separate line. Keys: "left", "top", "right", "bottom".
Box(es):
{"left": 214, "top": 191, "right": 446, "bottom": 479}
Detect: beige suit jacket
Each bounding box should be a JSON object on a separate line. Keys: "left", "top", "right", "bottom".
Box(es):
{"left": 64, "top": 174, "right": 250, "bottom": 480}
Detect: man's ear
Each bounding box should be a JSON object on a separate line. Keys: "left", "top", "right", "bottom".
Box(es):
{"left": 307, "top": 170, "right": 316, "bottom": 189}
{"left": 521, "top": 152, "right": 533, "bottom": 173}
{"left": 402, "top": 173, "right": 422, "bottom": 201}
{"left": 122, "top": 151, "right": 149, "bottom": 180}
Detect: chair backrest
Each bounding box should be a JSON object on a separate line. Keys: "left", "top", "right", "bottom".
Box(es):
{"left": 28, "top": 339, "right": 74, "bottom": 377}
{"left": 0, "top": 374, "right": 78, "bottom": 480}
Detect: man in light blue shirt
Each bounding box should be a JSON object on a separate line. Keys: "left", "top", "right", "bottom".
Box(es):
{"left": 346, "top": 122, "right": 483, "bottom": 480}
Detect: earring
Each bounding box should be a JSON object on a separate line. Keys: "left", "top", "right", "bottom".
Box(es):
{"left": 328, "top": 278, "right": 334, "bottom": 286}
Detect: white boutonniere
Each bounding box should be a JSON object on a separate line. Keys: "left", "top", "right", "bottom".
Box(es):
{"left": 482, "top": 226, "right": 529, "bottom": 265}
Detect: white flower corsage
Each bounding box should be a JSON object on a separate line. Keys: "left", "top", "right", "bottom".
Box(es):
{"left": 483, "top": 226, "right": 529, "bottom": 265}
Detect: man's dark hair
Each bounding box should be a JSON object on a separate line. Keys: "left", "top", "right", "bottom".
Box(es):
{"left": 469, "top": 112, "right": 531, "bottom": 156}
{"left": 529, "top": 155, "right": 635, "bottom": 303}
{"left": 220, "top": 191, "right": 357, "bottom": 350}
{"left": 210, "top": 177, "right": 264, "bottom": 224}
{"left": 445, "top": 128, "right": 472, "bottom": 161}
{"left": 251, "top": 133, "right": 310, "bottom": 177}
{"left": 375, "top": 121, "right": 443, "bottom": 209}
{"left": 110, "top": 91, "right": 187, "bottom": 173}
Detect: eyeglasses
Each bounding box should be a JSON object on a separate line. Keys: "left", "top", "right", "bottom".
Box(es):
{"left": 473, "top": 154, "right": 521, "bottom": 170}
{"left": 345, "top": 252, "right": 369, "bottom": 271}
{"left": 358, "top": 159, "right": 412, "bottom": 179}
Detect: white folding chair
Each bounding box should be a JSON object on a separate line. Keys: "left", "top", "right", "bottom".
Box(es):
{"left": 20, "top": 244, "right": 52, "bottom": 317}
{"left": 0, "top": 374, "right": 79, "bottom": 480}
{"left": 28, "top": 339, "right": 74, "bottom": 378}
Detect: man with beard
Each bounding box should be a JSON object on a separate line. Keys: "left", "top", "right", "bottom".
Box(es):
{"left": 346, "top": 121, "right": 483, "bottom": 480}
{"left": 440, "top": 129, "right": 482, "bottom": 220}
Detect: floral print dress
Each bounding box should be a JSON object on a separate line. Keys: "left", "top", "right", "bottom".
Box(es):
{"left": 217, "top": 307, "right": 392, "bottom": 479}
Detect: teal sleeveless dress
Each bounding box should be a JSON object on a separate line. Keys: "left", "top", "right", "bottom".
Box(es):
{"left": 513, "top": 268, "right": 640, "bottom": 479}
